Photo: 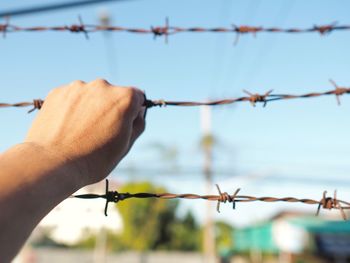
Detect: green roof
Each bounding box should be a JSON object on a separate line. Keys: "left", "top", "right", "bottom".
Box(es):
{"left": 232, "top": 217, "right": 350, "bottom": 253}
{"left": 233, "top": 222, "right": 279, "bottom": 253}
{"left": 288, "top": 217, "right": 350, "bottom": 233}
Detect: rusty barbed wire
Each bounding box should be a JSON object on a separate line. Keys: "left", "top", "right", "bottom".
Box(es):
{"left": 0, "top": 99, "right": 44, "bottom": 113}
{"left": 147, "top": 80, "right": 350, "bottom": 107}
{"left": 73, "top": 180, "right": 350, "bottom": 220}
{"left": 0, "top": 17, "right": 349, "bottom": 43}
{"left": 2, "top": 80, "right": 349, "bottom": 113}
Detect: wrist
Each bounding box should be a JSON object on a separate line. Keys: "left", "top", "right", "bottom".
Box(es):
{"left": 0, "top": 142, "right": 86, "bottom": 260}
{"left": 16, "top": 142, "right": 86, "bottom": 190}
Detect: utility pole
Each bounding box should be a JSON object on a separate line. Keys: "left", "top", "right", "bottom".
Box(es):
{"left": 201, "top": 106, "right": 216, "bottom": 263}
{"left": 93, "top": 227, "right": 107, "bottom": 263}
{"left": 98, "top": 9, "right": 118, "bottom": 79}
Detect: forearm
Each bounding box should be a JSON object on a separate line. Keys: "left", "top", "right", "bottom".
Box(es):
{"left": 0, "top": 80, "right": 145, "bottom": 262}
{"left": 0, "top": 143, "right": 82, "bottom": 262}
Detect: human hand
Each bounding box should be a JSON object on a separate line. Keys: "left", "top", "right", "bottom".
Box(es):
{"left": 25, "top": 79, "right": 146, "bottom": 187}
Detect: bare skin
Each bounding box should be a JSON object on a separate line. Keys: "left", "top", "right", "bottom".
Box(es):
{"left": 0, "top": 79, "right": 146, "bottom": 262}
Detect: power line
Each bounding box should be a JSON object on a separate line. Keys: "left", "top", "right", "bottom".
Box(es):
{"left": 0, "top": 0, "right": 133, "bottom": 18}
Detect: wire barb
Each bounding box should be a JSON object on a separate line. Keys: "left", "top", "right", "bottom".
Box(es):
{"left": 329, "top": 79, "right": 348, "bottom": 105}
{"left": 0, "top": 16, "right": 10, "bottom": 38}
{"left": 243, "top": 89, "right": 273, "bottom": 107}
{"left": 66, "top": 15, "right": 89, "bottom": 39}
{"left": 316, "top": 190, "right": 347, "bottom": 220}
{"left": 147, "top": 99, "right": 167, "bottom": 107}
{"left": 215, "top": 184, "right": 240, "bottom": 212}
{"left": 232, "top": 25, "right": 262, "bottom": 45}
{"left": 73, "top": 179, "right": 120, "bottom": 216}
{"left": 314, "top": 22, "right": 338, "bottom": 35}
{"left": 151, "top": 17, "right": 169, "bottom": 44}
{"left": 28, "top": 99, "right": 44, "bottom": 113}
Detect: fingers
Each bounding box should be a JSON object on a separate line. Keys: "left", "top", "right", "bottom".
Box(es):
{"left": 65, "top": 80, "right": 145, "bottom": 120}
{"left": 109, "top": 84, "right": 146, "bottom": 151}
{"left": 113, "top": 86, "right": 145, "bottom": 119}
{"left": 130, "top": 107, "right": 146, "bottom": 145}
{"left": 119, "top": 107, "right": 146, "bottom": 160}
{"left": 53, "top": 79, "right": 147, "bottom": 146}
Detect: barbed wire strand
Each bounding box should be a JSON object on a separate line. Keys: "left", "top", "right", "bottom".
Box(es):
{"left": 1, "top": 17, "right": 349, "bottom": 43}
{"left": 73, "top": 180, "right": 350, "bottom": 219}
{"left": 2, "top": 80, "right": 349, "bottom": 113}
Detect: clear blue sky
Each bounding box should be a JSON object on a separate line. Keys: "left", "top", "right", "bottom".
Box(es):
{"left": 1, "top": 0, "right": 350, "bottom": 225}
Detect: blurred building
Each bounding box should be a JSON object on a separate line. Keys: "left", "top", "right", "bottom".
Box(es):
{"left": 14, "top": 180, "right": 122, "bottom": 263}
{"left": 227, "top": 211, "right": 350, "bottom": 263}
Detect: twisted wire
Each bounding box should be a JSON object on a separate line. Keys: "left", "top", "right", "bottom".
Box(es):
{"left": 73, "top": 180, "right": 350, "bottom": 219}
{"left": 0, "top": 17, "right": 349, "bottom": 42}
{"left": 0, "top": 99, "right": 44, "bottom": 113}
{"left": 2, "top": 81, "right": 349, "bottom": 113}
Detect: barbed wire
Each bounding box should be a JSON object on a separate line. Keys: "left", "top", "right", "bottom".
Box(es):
{"left": 73, "top": 180, "right": 349, "bottom": 220}
{"left": 1, "top": 80, "right": 349, "bottom": 113}
{"left": 0, "top": 99, "right": 44, "bottom": 113}
{"left": 0, "top": 17, "right": 349, "bottom": 43}
{"left": 147, "top": 80, "right": 350, "bottom": 107}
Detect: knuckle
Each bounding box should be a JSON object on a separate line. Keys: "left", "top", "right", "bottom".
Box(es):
{"left": 70, "top": 80, "right": 85, "bottom": 87}
{"left": 122, "top": 87, "right": 138, "bottom": 106}
{"left": 46, "top": 87, "right": 61, "bottom": 98}
{"left": 113, "top": 87, "right": 144, "bottom": 116}
{"left": 91, "top": 78, "right": 110, "bottom": 87}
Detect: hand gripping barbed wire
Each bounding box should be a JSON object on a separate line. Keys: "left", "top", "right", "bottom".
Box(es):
{"left": 0, "top": 17, "right": 349, "bottom": 44}
{"left": 73, "top": 180, "right": 350, "bottom": 220}
{"left": 1, "top": 80, "right": 349, "bottom": 113}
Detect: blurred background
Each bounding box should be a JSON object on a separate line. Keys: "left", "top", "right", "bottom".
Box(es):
{"left": 1, "top": 0, "right": 350, "bottom": 262}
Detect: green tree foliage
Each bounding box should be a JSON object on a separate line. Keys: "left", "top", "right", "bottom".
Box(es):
{"left": 74, "top": 230, "right": 122, "bottom": 251}
{"left": 215, "top": 221, "right": 234, "bottom": 252}
{"left": 116, "top": 181, "right": 201, "bottom": 251}
{"left": 168, "top": 211, "right": 201, "bottom": 251}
